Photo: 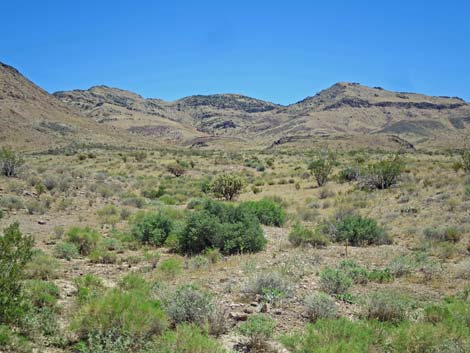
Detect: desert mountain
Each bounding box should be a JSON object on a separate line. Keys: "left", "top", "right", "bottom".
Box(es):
{"left": 1, "top": 61, "right": 469, "bottom": 151}
{"left": 0, "top": 62, "right": 150, "bottom": 151}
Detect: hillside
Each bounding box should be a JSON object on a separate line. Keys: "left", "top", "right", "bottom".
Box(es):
{"left": 0, "top": 63, "right": 138, "bottom": 151}
{"left": 2, "top": 61, "right": 470, "bottom": 151}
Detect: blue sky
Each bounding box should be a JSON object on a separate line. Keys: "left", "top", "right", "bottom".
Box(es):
{"left": 1, "top": 0, "right": 469, "bottom": 104}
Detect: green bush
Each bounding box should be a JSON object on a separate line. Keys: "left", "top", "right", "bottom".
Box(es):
{"left": 308, "top": 152, "right": 335, "bottom": 187}
{"left": 319, "top": 267, "right": 352, "bottom": 295}
{"left": 66, "top": 227, "right": 101, "bottom": 256}
{"left": 24, "top": 252, "right": 59, "bottom": 280}
{"left": 144, "top": 324, "right": 227, "bottom": 353}
{"left": 158, "top": 258, "right": 183, "bottom": 278}
{"left": 54, "top": 242, "right": 80, "bottom": 261}
{"left": 178, "top": 199, "right": 266, "bottom": 255}
{"left": 461, "top": 151, "right": 470, "bottom": 174}
{"left": 338, "top": 260, "right": 369, "bottom": 284}
{"left": 74, "top": 274, "right": 105, "bottom": 304}
{"left": 330, "top": 214, "right": 390, "bottom": 246}
{"left": 304, "top": 292, "right": 337, "bottom": 322}
{"left": 361, "top": 154, "right": 404, "bottom": 190}
{"left": 0, "top": 147, "right": 24, "bottom": 177}
{"left": 245, "top": 271, "right": 292, "bottom": 303}
{"left": 0, "top": 195, "right": 24, "bottom": 211}
{"left": 0, "top": 223, "right": 34, "bottom": 325}
{"left": 366, "top": 290, "right": 411, "bottom": 323}
{"left": 288, "top": 223, "right": 329, "bottom": 247}
{"left": 423, "top": 226, "right": 461, "bottom": 243}
{"left": 131, "top": 212, "right": 174, "bottom": 246}
{"left": 72, "top": 288, "right": 168, "bottom": 343}
{"left": 338, "top": 166, "right": 360, "bottom": 182}
{"left": 164, "top": 285, "right": 222, "bottom": 331}
{"left": 239, "top": 314, "right": 275, "bottom": 351}
{"left": 23, "top": 280, "right": 59, "bottom": 309}
{"left": 281, "top": 318, "right": 380, "bottom": 353}
{"left": 239, "top": 198, "right": 286, "bottom": 227}
{"left": 210, "top": 174, "right": 244, "bottom": 201}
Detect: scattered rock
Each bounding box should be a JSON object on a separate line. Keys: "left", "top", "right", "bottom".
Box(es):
{"left": 244, "top": 307, "right": 254, "bottom": 314}
{"left": 229, "top": 312, "right": 248, "bottom": 321}
{"left": 38, "top": 219, "right": 46, "bottom": 225}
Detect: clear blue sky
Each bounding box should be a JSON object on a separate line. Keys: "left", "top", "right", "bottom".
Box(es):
{"left": 1, "top": 0, "right": 469, "bottom": 104}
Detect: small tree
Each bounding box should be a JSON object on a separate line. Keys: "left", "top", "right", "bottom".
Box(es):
{"left": 0, "top": 223, "right": 34, "bottom": 325}
{"left": 308, "top": 150, "right": 336, "bottom": 187}
{"left": 461, "top": 151, "right": 470, "bottom": 174}
{"left": 167, "top": 163, "right": 186, "bottom": 177}
{"left": 361, "top": 154, "right": 404, "bottom": 190}
{"left": 210, "top": 174, "right": 244, "bottom": 201}
{"left": 0, "top": 147, "right": 24, "bottom": 177}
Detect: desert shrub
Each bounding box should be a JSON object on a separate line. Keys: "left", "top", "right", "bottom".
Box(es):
{"left": 0, "top": 223, "right": 34, "bottom": 325}
{"left": 118, "top": 273, "right": 150, "bottom": 292}
{"left": 288, "top": 223, "right": 329, "bottom": 247}
{"left": 25, "top": 199, "right": 46, "bottom": 215}
{"left": 142, "top": 185, "right": 166, "bottom": 199}
{"left": 122, "top": 193, "right": 146, "bottom": 208}
{"left": 54, "top": 241, "right": 79, "bottom": 260}
{"left": 74, "top": 274, "right": 105, "bottom": 304}
{"left": 338, "top": 260, "right": 369, "bottom": 284}
{"left": 24, "top": 252, "right": 59, "bottom": 280}
{"left": 97, "top": 204, "right": 120, "bottom": 226}
{"left": 239, "top": 198, "right": 286, "bottom": 226}
{"left": 178, "top": 199, "right": 266, "bottom": 255}
{"left": 0, "top": 209, "right": 3, "bottom": 219}
{"left": 461, "top": 151, "right": 470, "bottom": 173}
{"left": 319, "top": 267, "right": 352, "bottom": 295}
{"left": 389, "top": 252, "right": 441, "bottom": 280}
{"left": 280, "top": 318, "right": 380, "bottom": 353}
{"left": 0, "top": 195, "right": 24, "bottom": 210}
{"left": 23, "top": 280, "right": 59, "bottom": 309}
{"left": 368, "top": 268, "right": 393, "bottom": 283}
{"left": 367, "top": 290, "right": 411, "bottom": 323}
{"left": 308, "top": 151, "right": 336, "bottom": 187}
{"left": 360, "top": 154, "right": 404, "bottom": 190}
{"left": 304, "top": 292, "right": 337, "bottom": 322}
{"left": 158, "top": 258, "right": 183, "bottom": 278}
{"left": 72, "top": 288, "right": 168, "bottom": 346}
{"left": 0, "top": 147, "right": 24, "bottom": 177}
{"left": 239, "top": 314, "right": 275, "bottom": 351}
{"left": 423, "top": 226, "right": 461, "bottom": 243}
{"left": 42, "top": 175, "right": 57, "bottom": 191}
{"left": 164, "top": 285, "right": 218, "bottom": 328}
{"left": 328, "top": 214, "right": 390, "bottom": 246}
{"left": 131, "top": 212, "right": 174, "bottom": 246}
{"left": 245, "top": 271, "right": 292, "bottom": 303}
{"left": 338, "top": 166, "right": 360, "bottom": 182}
{"left": 210, "top": 174, "right": 244, "bottom": 201}
{"left": 167, "top": 163, "right": 186, "bottom": 177}
{"left": 144, "top": 323, "right": 227, "bottom": 353}
{"left": 66, "top": 227, "right": 101, "bottom": 256}
{"left": 88, "top": 246, "right": 118, "bottom": 264}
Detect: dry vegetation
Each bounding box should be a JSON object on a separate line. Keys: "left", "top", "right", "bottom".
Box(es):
{"left": 0, "top": 145, "right": 469, "bottom": 353}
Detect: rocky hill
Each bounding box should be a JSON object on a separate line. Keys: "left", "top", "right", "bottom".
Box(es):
{"left": 2, "top": 61, "right": 469, "bottom": 151}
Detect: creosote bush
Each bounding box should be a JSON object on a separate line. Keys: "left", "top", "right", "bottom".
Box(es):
{"left": 239, "top": 314, "right": 275, "bottom": 351}
{"left": 360, "top": 154, "right": 404, "bottom": 190}
{"left": 210, "top": 174, "right": 244, "bottom": 201}
{"left": 308, "top": 150, "right": 336, "bottom": 187}
{"left": 0, "top": 147, "right": 24, "bottom": 177}
{"left": 178, "top": 199, "right": 266, "bottom": 255}
{"left": 324, "top": 213, "right": 391, "bottom": 246}
{"left": 0, "top": 223, "right": 34, "bottom": 325}
{"left": 288, "top": 223, "right": 329, "bottom": 247}
{"left": 319, "top": 267, "right": 352, "bottom": 296}
{"left": 131, "top": 211, "right": 174, "bottom": 246}
{"left": 66, "top": 227, "right": 101, "bottom": 256}
{"left": 239, "top": 198, "right": 286, "bottom": 227}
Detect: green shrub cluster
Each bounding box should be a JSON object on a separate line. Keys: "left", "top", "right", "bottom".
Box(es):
{"left": 239, "top": 198, "right": 286, "bottom": 227}
{"left": 178, "top": 199, "right": 266, "bottom": 255}
{"left": 322, "top": 213, "right": 391, "bottom": 246}
{"left": 288, "top": 222, "right": 329, "bottom": 247}
{"left": 131, "top": 212, "right": 174, "bottom": 246}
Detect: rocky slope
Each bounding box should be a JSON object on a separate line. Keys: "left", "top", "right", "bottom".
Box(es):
{"left": 2, "top": 61, "right": 469, "bottom": 151}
